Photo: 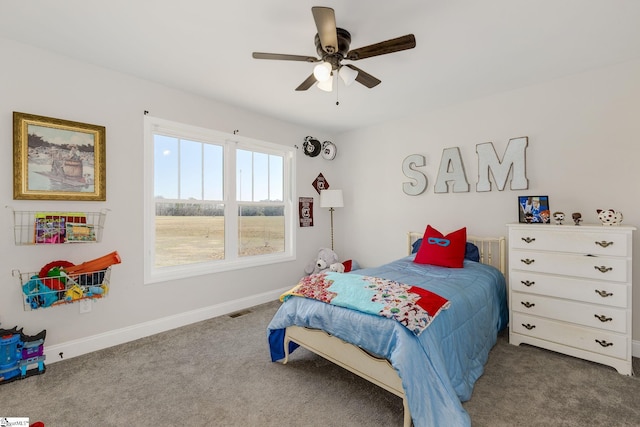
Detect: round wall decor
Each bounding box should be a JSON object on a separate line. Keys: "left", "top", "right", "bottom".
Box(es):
{"left": 321, "top": 141, "right": 337, "bottom": 160}
{"left": 303, "top": 136, "right": 321, "bottom": 157}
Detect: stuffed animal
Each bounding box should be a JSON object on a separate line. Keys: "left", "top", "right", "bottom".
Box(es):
{"left": 304, "top": 248, "right": 339, "bottom": 275}
{"left": 597, "top": 209, "right": 623, "bottom": 226}
{"left": 329, "top": 262, "right": 345, "bottom": 273}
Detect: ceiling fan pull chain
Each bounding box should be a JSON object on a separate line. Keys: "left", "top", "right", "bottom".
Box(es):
{"left": 336, "top": 74, "right": 340, "bottom": 106}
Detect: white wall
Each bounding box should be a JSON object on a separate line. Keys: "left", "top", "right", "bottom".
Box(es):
{"left": 3, "top": 35, "right": 639, "bottom": 360}
{"left": 333, "top": 59, "right": 640, "bottom": 350}
{"left": 0, "top": 38, "right": 337, "bottom": 359}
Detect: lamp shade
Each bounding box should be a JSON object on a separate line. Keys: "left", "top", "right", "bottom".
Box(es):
{"left": 317, "top": 75, "right": 333, "bottom": 92}
{"left": 339, "top": 65, "right": 358, "bottom": 86}
{"left": 320, "top": 189, "right": 344, "bottom": 208}
{"left": 313, "top": 62, "right": 332, "bottom": 82}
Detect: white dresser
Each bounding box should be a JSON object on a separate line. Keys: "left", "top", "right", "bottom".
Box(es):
{"left": 507, "top": 223, "right": 636, "bottom": 375}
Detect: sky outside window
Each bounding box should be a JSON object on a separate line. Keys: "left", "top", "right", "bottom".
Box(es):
{"left": 155, "top": 135, "right": 281, "bottom": 202}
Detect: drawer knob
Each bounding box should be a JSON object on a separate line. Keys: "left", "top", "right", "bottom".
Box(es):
{"left": 594, "top": 314, "right": 613, "bottom": 323}
{"left": 521, "top": 237, "right": 536, "bottom": 244}
{"left": 522, "top": 323, "right": 536, "bottom": 330}
{"left": 521, "top": 280, "right": 535, "bottom": 287}
{"left": 521, "top": 301, "right": 535, "bottom": 308}
{"left": 594, "top": 266, "right": 613, "bottom": 273}
{"left": 520, "top": 259, "right": 535, "bottom": 265}
{"left": 595, "top": 339, "right": 613, "bottom": 348}
{"left": 595, "top": 289, "right": 613, "bottom": 298}
{"left": 595, "top": 240, "right": 614, "bottom": 248}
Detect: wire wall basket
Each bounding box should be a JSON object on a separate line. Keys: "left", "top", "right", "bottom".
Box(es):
{"left": 14, "top": 267, "right": 111, "bottom": 311}
{"left": 8, "top": 208, "right": 108, "bottom": 246}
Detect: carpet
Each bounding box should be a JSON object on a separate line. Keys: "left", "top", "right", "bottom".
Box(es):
{"left": 1, "top": 300, "right": 638, "bottom": 426}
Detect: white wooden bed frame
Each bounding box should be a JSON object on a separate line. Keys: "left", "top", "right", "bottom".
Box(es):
{"left": 282, "top": 232, "right": 506, "bottom": 427}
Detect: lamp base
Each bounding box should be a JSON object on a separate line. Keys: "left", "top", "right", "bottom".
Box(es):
{"left": 329, "top": 207, "right": 335, "bottom": 251}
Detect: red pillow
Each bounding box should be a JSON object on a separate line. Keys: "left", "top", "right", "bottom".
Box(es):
{"left": 413, "top": 225, "right": 467, "bottom": 268}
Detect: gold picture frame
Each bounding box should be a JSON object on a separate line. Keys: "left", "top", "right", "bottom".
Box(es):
{"left": 13, "top": 112, "right": 106, "bottom": 201}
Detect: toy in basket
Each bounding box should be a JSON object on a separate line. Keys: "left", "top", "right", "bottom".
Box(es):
{"left": 18, "top": 251, "right": 121, "bottom": 310}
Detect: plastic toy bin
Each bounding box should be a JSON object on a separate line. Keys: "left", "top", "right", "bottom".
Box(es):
{"left": 14, "top": 267, "right": 111, "bottom": 311}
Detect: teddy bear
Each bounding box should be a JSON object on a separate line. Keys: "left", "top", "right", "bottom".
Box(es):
{"left": 304, "top": 248, "right": 340, "bottom": 275}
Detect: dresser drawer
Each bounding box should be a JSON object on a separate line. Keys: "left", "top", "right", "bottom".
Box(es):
{"left": 509, "top": 227, "right": 630, "bottom": 256}
{"left": 512, "top": 313, "right": 627, "bottom": 359}
{"left": 510, "top": 249, "right": 628, "bottom": 282}
{"left": 510, "top": 271, "right": 628, "bottom": 308}
{"left": 511, "top": 292, "right": 627, "bottom": 333}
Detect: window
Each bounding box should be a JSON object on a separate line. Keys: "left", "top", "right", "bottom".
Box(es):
{"left": 144, "top": 116, "right": 295, "bottom": 283}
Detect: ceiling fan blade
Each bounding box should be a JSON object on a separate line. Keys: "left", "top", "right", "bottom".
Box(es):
{"left": 295, "top": 74, "right": 317, "bottom": 91}
{"left": 346, "top": 34, "right": 416, "bottom": 61}
{"left": 312, "top": 6, "right": 338, "bottom": 54}
{"left": 252, "top": 52, "right": 320, "bottom": 62}
{"left": 345, "top": 64, "right": 381, "bottom": 88}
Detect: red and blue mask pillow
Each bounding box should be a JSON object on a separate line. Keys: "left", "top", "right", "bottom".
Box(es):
{"left": 413, "top": 225, "right": 471, "bottom": 268}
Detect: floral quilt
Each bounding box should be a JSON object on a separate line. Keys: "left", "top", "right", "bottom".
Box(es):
{"left": 280, "top": 272, "right": 450, "bottom": 335}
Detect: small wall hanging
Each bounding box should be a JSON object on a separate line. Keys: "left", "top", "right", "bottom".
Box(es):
{"left": 299, "top": 197, "right": 314, "bottom": 227}
{"left": 321, "top": 141, "right": 337, "bottom": 160}
{"left": 303, "top": 136, "right": 321, "bottom": 157}
{"left": 312, "top": 173, "right": 330, "bottom": 194}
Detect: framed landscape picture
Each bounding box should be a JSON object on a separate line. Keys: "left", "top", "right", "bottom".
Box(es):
{"left": 518, "top": 195, "right": 550, "bottom": 223}
{"left": 13, "top": 112, "right": 106, "bottom": 201}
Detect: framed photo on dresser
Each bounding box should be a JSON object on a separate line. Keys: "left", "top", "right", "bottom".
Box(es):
{"left": 518, "top": 195, "right": 550, "bottom": 224}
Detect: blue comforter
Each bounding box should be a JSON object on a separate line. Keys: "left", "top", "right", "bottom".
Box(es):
{"left": 267, "top": 256, "right": 508, "bottom": 427}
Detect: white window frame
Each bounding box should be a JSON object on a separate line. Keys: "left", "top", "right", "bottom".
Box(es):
{"left": 143, "top": 116, "right": 295, "bottom": 284}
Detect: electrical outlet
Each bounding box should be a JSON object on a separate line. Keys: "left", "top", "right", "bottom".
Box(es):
{"left": 79, "top": 298, "right": 92, "bottom": 314}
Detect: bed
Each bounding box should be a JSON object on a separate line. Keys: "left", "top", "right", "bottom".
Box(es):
{"left": 267, "top": 229, "right": 508, "bottom": 427}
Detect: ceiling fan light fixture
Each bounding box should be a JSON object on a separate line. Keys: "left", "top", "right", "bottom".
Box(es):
{"left": 252, "top": 7, "right": 416, "bottom": 92}
{"left": 313, "top": 61, "right": 333, "bottom": 82}
{"left": 338, "top": 66, "right": 358, "bottom": 86}
{"left": 317, "top": 75, "right": 333, "bottom": 92}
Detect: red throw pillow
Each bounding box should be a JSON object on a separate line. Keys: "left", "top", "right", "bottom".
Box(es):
{"left": 413, "top": 225, "right": 467, "bottom": 268}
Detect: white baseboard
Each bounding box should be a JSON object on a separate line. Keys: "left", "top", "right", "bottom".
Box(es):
{"left": 45, "top": 287, "right": 287, "bottom": 364}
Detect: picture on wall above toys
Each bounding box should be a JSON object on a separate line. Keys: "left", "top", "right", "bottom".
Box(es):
{"left": 13, "top": 112, "right": 106, "bottom": 201}
{"left": 402, "top": 136, "right": 528, "bottom": 195}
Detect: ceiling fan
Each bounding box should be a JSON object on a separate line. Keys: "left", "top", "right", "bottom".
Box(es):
{"left": 252, "top": 6, "right": 416, "bottom": 91}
